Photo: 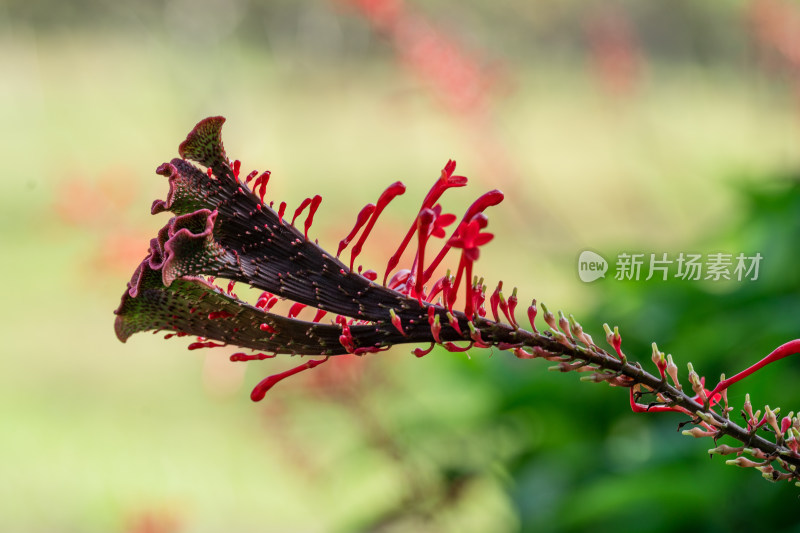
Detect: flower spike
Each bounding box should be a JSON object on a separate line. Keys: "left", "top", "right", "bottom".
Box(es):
{"left": 114, "top": 117, "right": 800, "bottom": 488}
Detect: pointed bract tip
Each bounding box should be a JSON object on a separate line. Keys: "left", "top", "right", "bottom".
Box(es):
{"left": 178, "top": 116, "right": 228, "bottom": 168}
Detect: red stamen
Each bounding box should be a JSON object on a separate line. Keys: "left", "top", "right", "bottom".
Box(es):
{"left": 422, "top": 190, "right": 503, "bottom": 283}
{"left": 244, "top": 169, "right": 259, "bottom": 185}
{"left": 291, "top": 197, "right": 312, "bottom": 226}
{"left": 187, "top": 341, "right": 225, "bottom": 350}
{"left": 250, "top": 358, "right": 329, "bottom": 401}
{"left": 288, "top": 302, "right": 306, "bottom": 319}
{"left": 362, "top": 269, "right": 378, "bottom": 281}
{"left": 427, "top": 276, "right": 446, "bottom": 303}
{"left": 443, "top": 215, "right": 494, "bottom": 312}
{"left": 256, "top": 293, "right": 278, "bottom": 311}
{"left": 232, "top": 159, "right": 241, "bottom": 181}
{"left": 303, "top": 195, "right": 323, "bottom": 239}
{"left": 255, "top": 291, "right": 273, "bottom": 309}
{"left": 413, "top": 208, "right": 436, "bottom": 298}
{"left": 252, "top": 171, "right": 271, "bottom": 204}
{"left": 462, "top": 257, "right": 474, "bottom": 319}
{"left": 413, "top": 343, "right": 436, "bottom": 358}
{"left": 339, "top": 321, "right": 356, "bottom": 353}
{"left": 383, "top": 162, "right": 467, "bottom": 284}
{"left": 208, "top": 310, "right": 233, "bottom": 320}
{"left": 337, "top": 203, "right": 375, "bottom": 258}
{"left": 443, "top": 341, "right": 473, "bottom": 352}
{"left": 230, "top": 352, "right": 277, "bottom": 362}
{"left": 277, "top": 201, "right": 287, "bottom": 223}
{"left": 226, "top": 280, "right": 236, "bottom": 295}
{"left": 441, "top": 275, "right": 453, "bottom": 312}
{"left": 259, "top": 323, "right": 276, "bottom": 334}
{"left": 388, "top": 269, "right": 411, "bottom": 291}
{"left": 352, "top": 345, "right": 390, "bottom": 355}
{"left": 349, "top": 181, "right": 406, "bottom": 272}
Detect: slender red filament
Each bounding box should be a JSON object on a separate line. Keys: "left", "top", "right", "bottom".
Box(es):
{"left": 303, "top": 195, "right": 323, "bottom": 239}
{"left": 349, "top": 181, "right": 406, "bottom": 272}
{"left": 338, "top": 203, "right": 376, "bottom": 258}
{"left": 250, "top": 358, "right": 329, "bottom": 401}
{"left": 707, "top": 339, "right": 800, "bottom": 400}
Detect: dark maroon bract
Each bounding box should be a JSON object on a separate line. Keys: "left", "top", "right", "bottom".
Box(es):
{"left": 115, "top": 116, "right": 534, "bottom": 391}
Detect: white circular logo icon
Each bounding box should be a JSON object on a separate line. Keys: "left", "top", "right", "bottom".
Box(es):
{"left": 578, "top": 250, "right": 608, "bottom": 282}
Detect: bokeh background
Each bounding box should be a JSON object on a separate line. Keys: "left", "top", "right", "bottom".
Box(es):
{"left": 2, "top": 0, "right": 800, "bottom": 531}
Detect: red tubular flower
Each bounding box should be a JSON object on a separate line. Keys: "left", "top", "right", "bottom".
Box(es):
{"left": 448, "top": 216, "right": 494, "bottom": 263}
{"left": 384, "top": 160, "right": 465, "bottom": 285}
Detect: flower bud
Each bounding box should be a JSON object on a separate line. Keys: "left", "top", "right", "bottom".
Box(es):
{"left": 666, "top": 354, "right": 681, "bottom": 390}
{"left": 541, "top": 302, "right": 557, "bottom": 331}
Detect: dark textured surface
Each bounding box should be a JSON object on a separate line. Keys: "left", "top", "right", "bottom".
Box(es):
{"left": 115, "top": 116, "right": 520, "bottom": 354}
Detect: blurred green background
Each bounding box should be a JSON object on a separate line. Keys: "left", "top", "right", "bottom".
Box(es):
{"left": 2, "top": 0, "right": 800, "bottom": 531}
